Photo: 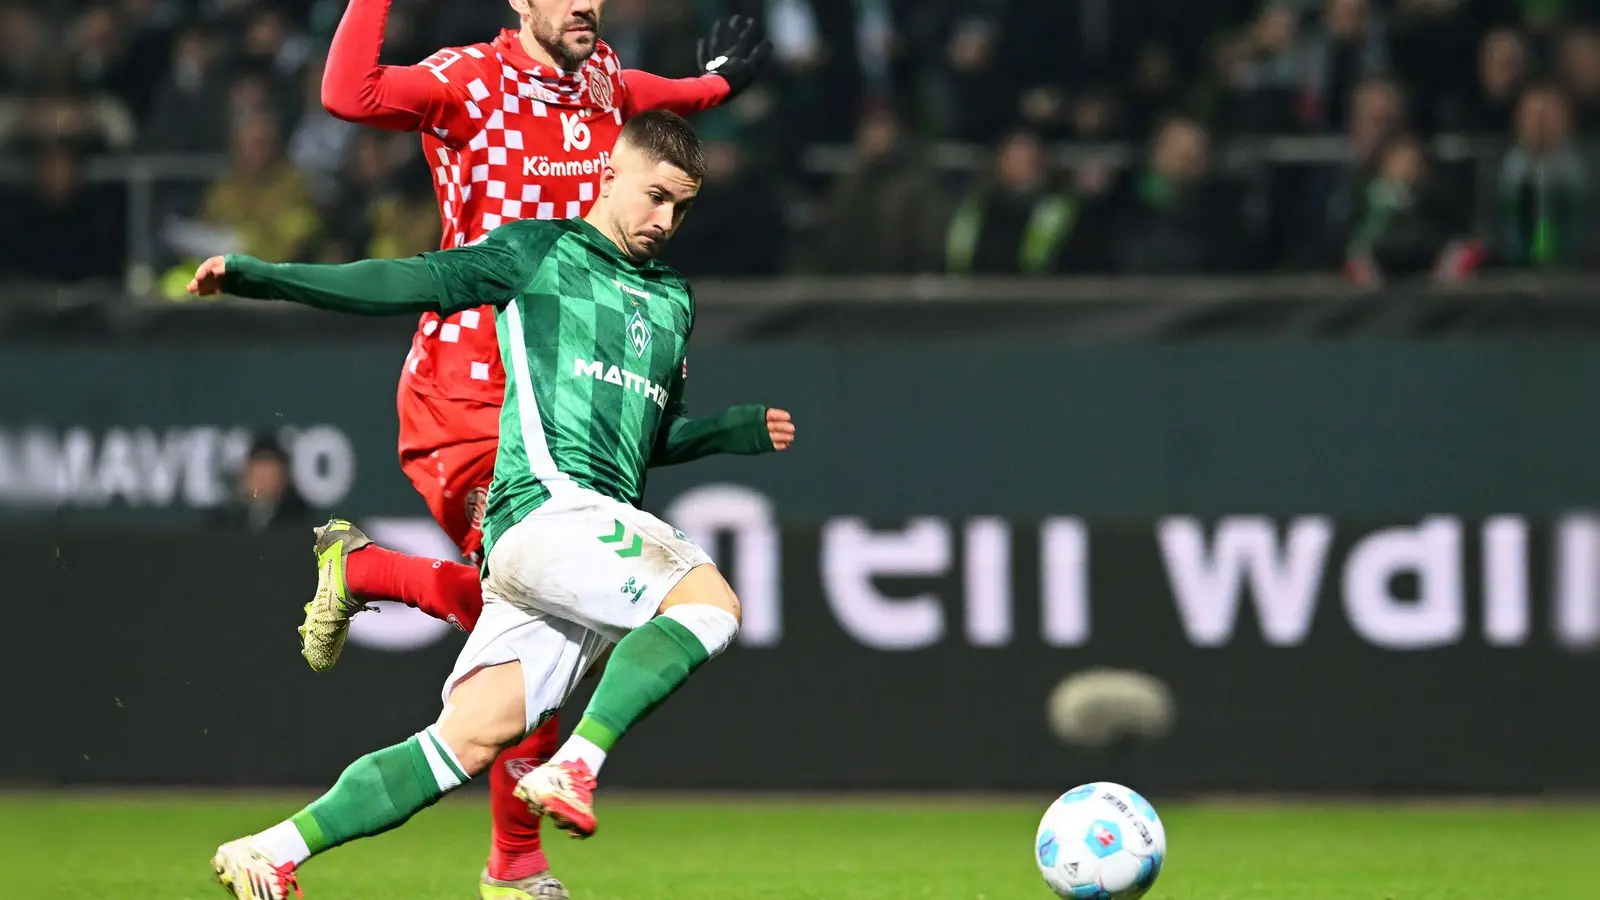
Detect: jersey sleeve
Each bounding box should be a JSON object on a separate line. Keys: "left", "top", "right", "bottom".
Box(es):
{"left": 650, "top": 285, "right": 773, "bottom": 466}
{"left": 321, "top": 0, "right": 491, "bottom": 146}
{"left": 424, "top": 220, "right": 562, "bottom": 309}
{"left": 620, "top": 70, "right": 730, "bottom": 118}
{"left": 221, "top": 255, "right": 448, "bottom": 316}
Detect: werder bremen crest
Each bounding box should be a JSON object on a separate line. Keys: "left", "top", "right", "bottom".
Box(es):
{"left": 626, "top": 309, "right": 652, "bottom": 358}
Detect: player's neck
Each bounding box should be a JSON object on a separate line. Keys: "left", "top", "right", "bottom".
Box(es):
{"left": 583, "top": 210, "right": 632, "bottom": 260}
{"left": 517, "top": 27, "right": 566, "bottom": 72}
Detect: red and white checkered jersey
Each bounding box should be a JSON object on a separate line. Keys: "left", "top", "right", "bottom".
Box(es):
{"left": 403, "top": 31, "right": 632, "bottom": 404}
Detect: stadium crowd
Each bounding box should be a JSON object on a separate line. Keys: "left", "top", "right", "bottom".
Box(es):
{"left": 2, "top": 0, "right": 1597, "bottom": 288}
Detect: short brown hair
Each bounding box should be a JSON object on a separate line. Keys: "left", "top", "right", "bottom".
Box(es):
{"left": 618, "top": 110, "right": 705, "bottom": 181}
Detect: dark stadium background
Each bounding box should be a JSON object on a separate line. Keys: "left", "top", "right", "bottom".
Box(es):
{"left": 6, "top": 0, "right": 1598, "bottom": 802}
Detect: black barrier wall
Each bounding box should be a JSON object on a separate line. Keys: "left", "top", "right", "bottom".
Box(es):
{"left": 8, "top": 340, "right": 1600, "bottom": 521}
{"left": 28, "top": 523, "right": 1597, "bottom": 793}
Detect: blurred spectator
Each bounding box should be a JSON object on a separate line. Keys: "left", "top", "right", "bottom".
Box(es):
{"left": 0, "top": 147, "right": 126, "bottom": 283}
{"left": 111, "top": 0, "right": 182, "bottom": 119}
{"left": 1343, "top": 134, "right": 1472, "bottom": 284}
{"left": 0, "top": 3, "right": 48, "bottom": 95}
{"left": 667, "top": 141, "right": 786, "bottom": 276}
{"left": 1107, "top": 115, "right": 1251, "bottom": 274}
{"left": 7, "top": 89, "right": 137, "bottom": 153}
{"left": 1482, "top": 85, "right": 1594, "bottom": 270}
{"left": 65, "top": 3, "right": 168, "bottom": 123}
{"left": 811, "top": 108, "right": 948, "bottom": 274}
{"left": 69, "top": 6, "right": 129, "bottom": 97}
{"left": 602, "top": 0, "right": 702, "bottom": 77}
{"left": 226, "top": 69, "right": 297, "bottom": 132}
{"left": 208, "top": 432, "right": 312, "bottom": 534}
{"left": 1, "top": 0, "right": 1595, "bottom": 284}
{"left": 935, "top": 15, "right": 1009, "bottom": 143}
{"left": 1467, "top": 28, "right": 1528, "bottom": 133}
{"left": 141, "top": 24, "right": 231, "bottom": 153}
{"left": 365, "top": 171, "right": 443, "bottom": 261}
{"left": 321, "top": 131, "right": 439, "bottom": 262}
{"left": 1302, "top": 0, "right": 1392, "bottom": 132}
{"left": 1557, "top": 27, "right": 1600, "bottom": 130}
{"left": 763, "top": 0, "right": 865, "bottom": 144}
{"left": 240, "top": 7, "right": 312, "bottom": 82}
{"left": 192, "top": 112, "right": 318, "bottom": 263}
{"left": 1516, "top": 0, "right": 1570, "bottom": 60}
{"left": 1229, "top": 5, "right": 1309, "bottom": 134}
{"left": 1195, "top": 9, "right": 1304, "bottom": 137}
{"left": 1295, "top": 76, "right": 1409, "bottom": 266}
{"left": 287, "top": 54, "right": 357, "bottom": 204}
{"left": 1066, "top": 90, "right": 1123, "bottom": 142}
{"left": 1124, "top": 43, "right": 1186, "bottom": 140}
{"left": 318, "top": 131, "right": 395, "bottom": 254}
{"left": 945, "top": 130, "right": 1080, "bottom": 275}
{"left": 1000, "top": 0, "right": 1085, "bottom": 141}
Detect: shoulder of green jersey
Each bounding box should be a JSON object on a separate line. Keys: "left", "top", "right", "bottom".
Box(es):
{"left": 495, "top": 218, "right": 566, "bottom": 245}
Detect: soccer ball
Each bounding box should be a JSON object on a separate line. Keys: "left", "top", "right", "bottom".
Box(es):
{"left": 1034, "top": 782, "right": 1166, "bottom": 899}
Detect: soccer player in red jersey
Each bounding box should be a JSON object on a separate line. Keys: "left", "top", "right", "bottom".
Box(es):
{"left": 305, "top": 3, "right": 769, "bottom": 898}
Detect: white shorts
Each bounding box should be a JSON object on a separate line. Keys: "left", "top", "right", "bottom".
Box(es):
{"left": 441, "top": 490, "right": 714, "bottom": 731}
{"left": 482, "top": 490, "right": 714, "bottom": 640}
{"left": 440, "top": 598, "right": 610, "bottom": 732}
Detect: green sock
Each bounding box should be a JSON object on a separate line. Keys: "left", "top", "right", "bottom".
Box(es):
{"left": 290, "top": 726, "right": 468, "bottom": 856}
{"left": 573, "top": 616, "right": 710, "bottom": 751}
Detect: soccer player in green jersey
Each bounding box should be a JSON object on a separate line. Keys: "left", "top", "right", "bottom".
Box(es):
{"left": 195, "top": 111, "right": 795, "bottom": 900}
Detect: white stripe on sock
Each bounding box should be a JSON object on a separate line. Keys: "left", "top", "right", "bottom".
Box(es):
{"left": 418, "top": 726, "right": 467, "bottom": 791}
{"left": 662, "top": 604, "right": 740, "bottom": 657}
{"left": 255, "top": 820, "right": 311, "bottom": 867}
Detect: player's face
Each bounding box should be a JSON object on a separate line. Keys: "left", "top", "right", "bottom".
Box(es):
{"left": 517, "top": 0, "right": 606, "bottom": 70}
{"left": 600, "top": 148, "right": 700, "bottom": 261}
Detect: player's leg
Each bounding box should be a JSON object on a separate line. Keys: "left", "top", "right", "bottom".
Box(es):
{"left": 483, "top": 720, "right": 562, "bottom": 896}
{"left": 511, "top": 502, "right": 739, "bottom": 837}
{"left": 215, "top": 600, "right": 602, "bottom": 900}
{"left": 298, "top": 517, "right": 485, "bottom": 671}
{"left": 211, "top": 664, "right": 517, "bottom": 900}
{"left": 297, "top": 390, "right": 497, "bottom": 671}
{"left": 553, "top": 566, "right": 739, "bottom": 776}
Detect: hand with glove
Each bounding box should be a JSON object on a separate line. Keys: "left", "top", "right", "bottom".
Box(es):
{"left": 697, "top": 15, "right": 773, "bottom": 99}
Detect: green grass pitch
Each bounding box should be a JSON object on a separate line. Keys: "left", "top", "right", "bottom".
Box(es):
{"left": 3, "top": 792, "right": 1597, "bottom": 898}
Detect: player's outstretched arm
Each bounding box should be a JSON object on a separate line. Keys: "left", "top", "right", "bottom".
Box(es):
{"left": 321, "top": 0, "right": 468, "bottom": 133}
{"left": 650, "top": 362, "right": 794, "bottom": 467}
{"left": 187, "top": 254, "right": 451, "bottom": 316}
{"left": 187, "top": 221, "right": 558, "bottom": 315}
{"left": 620, "top": 15, "right": 772, "bottom": 118}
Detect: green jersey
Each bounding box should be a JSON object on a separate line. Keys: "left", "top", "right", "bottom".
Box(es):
{"left": 222, "top": 217, "right": 772, "bottom": 557}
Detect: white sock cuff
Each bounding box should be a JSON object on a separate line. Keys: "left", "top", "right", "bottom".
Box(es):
{"left": 662, "top": 604, "right": 740, "bottom": 657}
{"left": 255, "top": 820, "right": 312, "bottom": 867}
{"left": 418, "top": 725, "right": 469, "bottom": 791}
{"left": 554, "top": 734, "right": 609, "bottom": 775}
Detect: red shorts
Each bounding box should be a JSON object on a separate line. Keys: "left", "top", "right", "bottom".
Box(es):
{"left": 396, "top": 381, "right": 501, "bottom": 561}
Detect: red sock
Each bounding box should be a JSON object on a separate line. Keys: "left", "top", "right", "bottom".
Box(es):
{"left": 344, "top": 546, "right": 483, "bottom": 632}
{"left": 487, "top": 718, "right": 562, "bottom": 881}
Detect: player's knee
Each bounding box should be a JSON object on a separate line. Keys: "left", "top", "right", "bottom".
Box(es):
{"left": 446, "top": 733, "right": 514, "bottom": 777}
{"left": 661, "top": 564, "right": 741, "bottom": 622}
{"left": 437, "top": 663, "right": 528, "bottom": 776}
{"left": 656, "top": 573, "right": 742, "bottom": 659}
{"left": 659, "top": 600, "right": 741, "bottom": 661}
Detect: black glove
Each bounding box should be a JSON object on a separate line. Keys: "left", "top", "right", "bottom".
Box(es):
{"left": 696, "top": 15, "right": 772, "bottom": 99}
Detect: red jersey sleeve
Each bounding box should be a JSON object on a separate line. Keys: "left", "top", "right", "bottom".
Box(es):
{"left": 321, "top": 0, "right": 493, "bottom": 147}
{"left": 619, "top": 70, "right": 730, "bottom": 119}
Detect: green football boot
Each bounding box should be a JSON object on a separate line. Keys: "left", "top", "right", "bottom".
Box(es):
{"left": 478, "top": 868, "right": 568, "bottom": 900}
{"left": 299, "top": 518, "right": 373, "bottom": 672}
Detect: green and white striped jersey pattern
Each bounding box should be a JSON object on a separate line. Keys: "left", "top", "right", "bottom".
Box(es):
{"left": 425, "top": 217, "right": 694, "bottom": 558}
